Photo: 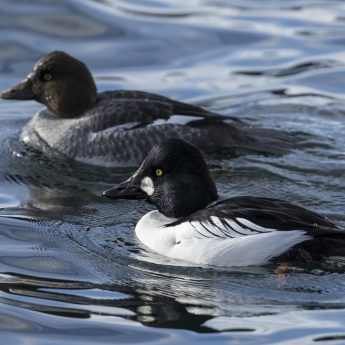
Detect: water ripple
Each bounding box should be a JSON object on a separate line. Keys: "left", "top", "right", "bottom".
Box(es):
{"left": 1, "top": 0, "right": 345, "bottom": 343}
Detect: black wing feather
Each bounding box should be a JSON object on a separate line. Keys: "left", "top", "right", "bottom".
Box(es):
{"left": 168, "top": 196, "right": 342, "bottom": 235}
{"left": 97, "top": 90, "right": 227, "bottom": 124}
{"left": 167, "top": 196, "right": 345, "bottom": 261}
{"left": 86, "top": 91, "right": 292, "bottom": 158}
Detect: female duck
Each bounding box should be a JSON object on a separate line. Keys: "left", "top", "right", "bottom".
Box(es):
{"left": 0, "top": 51, "right": 290, "bottom": 167}
{"left": 104, "top": 138, "right": 345, "bottom": 267}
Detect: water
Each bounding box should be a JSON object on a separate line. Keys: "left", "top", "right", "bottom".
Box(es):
{"left": 1, "top": 0, "right": 345, "bottom": 343}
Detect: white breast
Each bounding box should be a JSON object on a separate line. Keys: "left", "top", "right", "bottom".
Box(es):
{"left": 135, "top": 211, "right": 311, "bottom": 267}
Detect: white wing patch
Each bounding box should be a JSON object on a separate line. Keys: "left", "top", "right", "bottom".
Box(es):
{"left": 236, "top": 217, "right": 273, "bottom": 232}
{"left": 150, "top": 115, "right": 202, "bottom": 127}
{"left": 189, "top": 216, "right": 273, "bottom": 239}
{"left": 223, "top": 219, "right": 255, "bottom": 236}
{"left": 135, "top": 211, "right": 312, "bottom": 267}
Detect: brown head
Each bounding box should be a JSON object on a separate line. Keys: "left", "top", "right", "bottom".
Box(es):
{"left": 0, "top": 51, "right": 97, "bottom": 118}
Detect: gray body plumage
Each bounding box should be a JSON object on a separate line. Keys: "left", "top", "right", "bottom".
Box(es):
{"left": 20, "top": 91, "right": 208, "bottom": 166}
{"left": 0, "top": 52, "right": 292, "bottom": 167}
{"left": 20, "top": 90, "right": 291, "bottom": 167}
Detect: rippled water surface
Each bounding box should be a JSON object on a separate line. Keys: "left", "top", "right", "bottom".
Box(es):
{"left": 1, "top": 0, "right": 345, "bottom": 344}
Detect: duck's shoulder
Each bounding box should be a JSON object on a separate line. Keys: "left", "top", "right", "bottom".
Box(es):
{"left": 167, "top": 196, "right": 340, "bottom": 237}
{"left": 98, "top": 90, "right": 179, "bottom": 103}
{"left": 96, "top": 90, "right": 228, "bottom": 123}
{"left": 76, "top": 90, "right": 236, "bottom": 140}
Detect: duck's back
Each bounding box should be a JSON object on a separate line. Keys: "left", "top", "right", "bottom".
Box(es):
{"left": 20, "top": 90, "right": 291, "bottom": 167}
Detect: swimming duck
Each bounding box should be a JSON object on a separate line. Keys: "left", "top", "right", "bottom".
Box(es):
{"left": 104, "top": 138, "right": 345, "bottom": 267}
{"left": 0, "top": 51, "right": 291, "bottom": 167}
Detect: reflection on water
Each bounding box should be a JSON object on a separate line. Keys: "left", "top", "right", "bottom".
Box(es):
{"left": 1, "top": 0, "right": 345, "bottom": 344}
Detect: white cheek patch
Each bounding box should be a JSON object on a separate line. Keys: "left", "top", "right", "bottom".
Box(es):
{"left": 141, "top": 176, "right": 154, "bottom": 196}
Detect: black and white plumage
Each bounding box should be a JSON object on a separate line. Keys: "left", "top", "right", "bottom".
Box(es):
{"left": 104, "top": 138, "right": 345, "bottom": 267}
{"left": 1, "top": 51, "right": 290, "bottom": 167}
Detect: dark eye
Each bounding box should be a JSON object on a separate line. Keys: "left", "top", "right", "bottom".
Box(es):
{"left": 43, "top": 73, "right": 52, "bottom": 81}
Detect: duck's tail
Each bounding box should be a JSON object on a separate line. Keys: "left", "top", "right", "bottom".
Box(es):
{"left": 272, "top": 229, "right": 345, "bottom": 266}
{"left": 200, "top": 123, "right": 293, "bottom": 156}
{"left": 317, "top": 233, "right": 345, "bottom": 268}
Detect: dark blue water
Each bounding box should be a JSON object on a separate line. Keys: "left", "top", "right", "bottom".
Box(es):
{"left": 1, "top": 0, "right": 345, "bottom": 344}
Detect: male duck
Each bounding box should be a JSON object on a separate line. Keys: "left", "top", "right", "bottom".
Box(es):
{"left": 0, "top": 51, "right": 290, "bottom": 167}
{"left": 104, "top": 138, "right": 345, "bottom": 267}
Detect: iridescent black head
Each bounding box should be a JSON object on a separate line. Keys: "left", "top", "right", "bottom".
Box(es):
{"left": 104, "top": 138, "right": 218, "bottom": 218}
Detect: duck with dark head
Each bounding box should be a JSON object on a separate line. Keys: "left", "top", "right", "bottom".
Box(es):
{"left": 1, "top": 52, "right": 97, "bottom": 118}
{"left": 1, "top": 51, "right": 291, "bottom": 167}
{"left": 104, "top": 138, "right": 345, "bottom": 267}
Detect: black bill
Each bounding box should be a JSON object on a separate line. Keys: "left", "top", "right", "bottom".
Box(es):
{"left": 0, "top": 78, "right": 35, "bottom": 100}
{"left": 103, "top": 178, "right": 146, "bottom": 200}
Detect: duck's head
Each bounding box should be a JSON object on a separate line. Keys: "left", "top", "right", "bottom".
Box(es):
{"left": 104, "top": 138, "right": 218, "bottom": 218}
{"left": 0, "top": 51, "right": 97, "bottom": 118}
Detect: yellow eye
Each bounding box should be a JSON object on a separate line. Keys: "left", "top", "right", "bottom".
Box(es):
{"left": 155, "top": 168, "right": 164, "bottom": 177}
{"left": 44, "top": 73, "right": 52, "bottom": 81}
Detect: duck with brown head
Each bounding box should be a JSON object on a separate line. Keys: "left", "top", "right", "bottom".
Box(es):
{"left": 1, "top": 51, "right": 97, "bottom": 118}
{"left": 1, "top": 51, "right": 291, "bottom": 167}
